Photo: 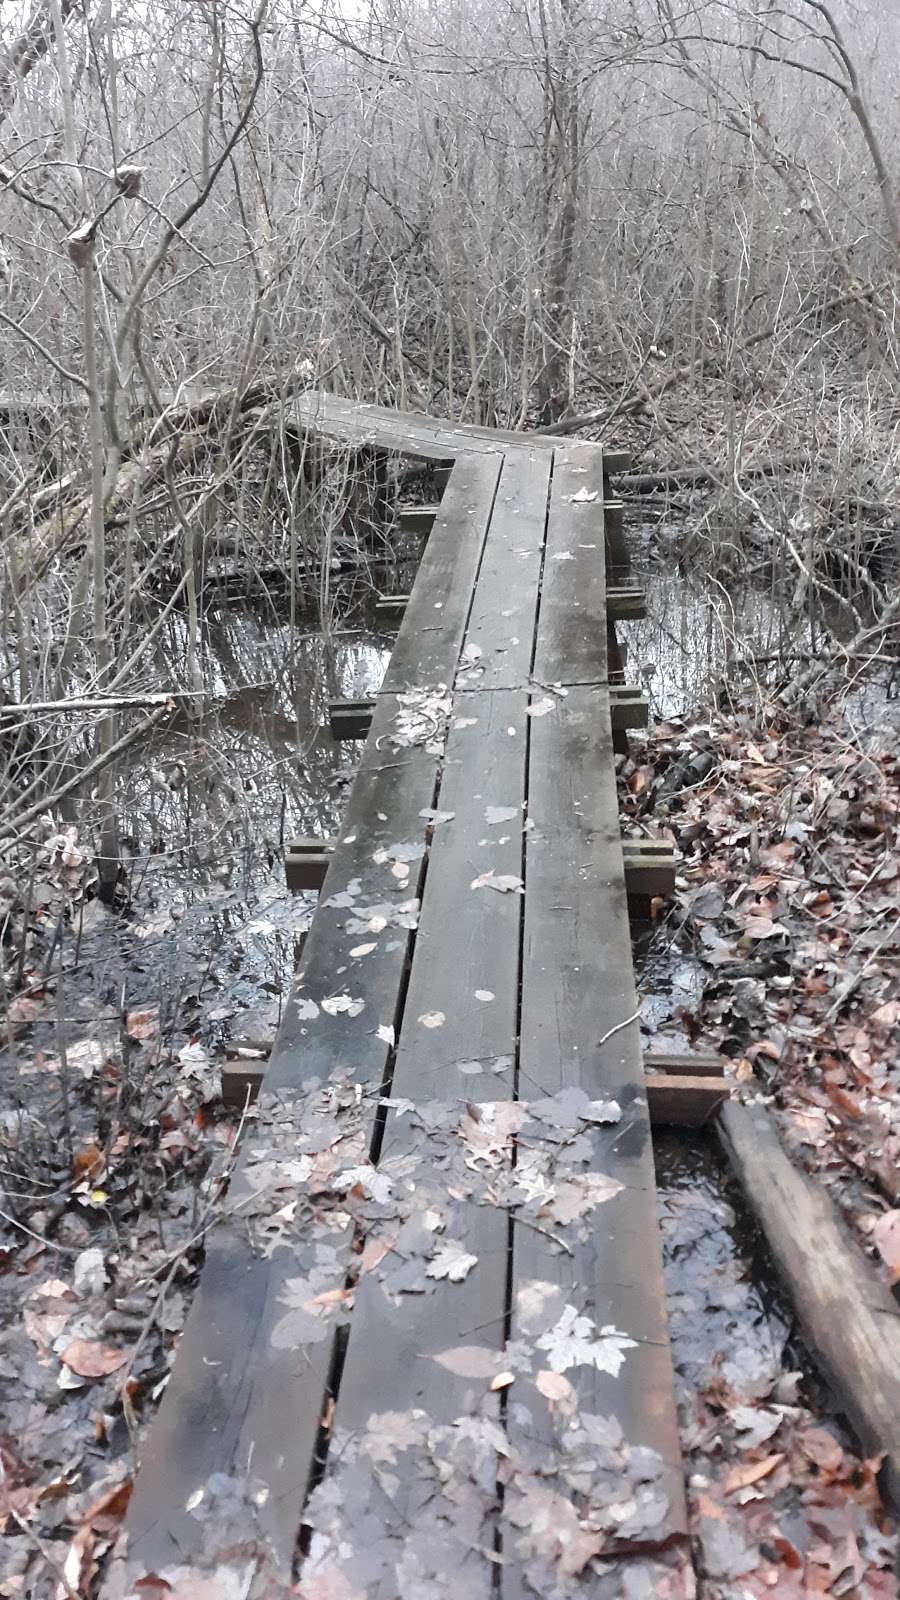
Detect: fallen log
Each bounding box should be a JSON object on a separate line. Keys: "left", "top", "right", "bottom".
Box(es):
{"left": 717, "top": 1094, "right": 900, "bottom": 1513}
{"left": 20, "top": 376, "right": 298, "bottom": 580}
{"left": 615, "top": 455, "right": 810, "bottom": 495}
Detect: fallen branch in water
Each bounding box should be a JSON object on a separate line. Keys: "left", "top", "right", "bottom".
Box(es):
{"left": 0, "top": 691, "right": 187, "bottom": 719}
{"left": 0, "top": 702, "right": 173, "bottom": 842}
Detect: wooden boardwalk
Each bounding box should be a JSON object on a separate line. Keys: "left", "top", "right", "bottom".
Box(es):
{"left": 106, "top": 398, "right": 690, "bottom": 1598}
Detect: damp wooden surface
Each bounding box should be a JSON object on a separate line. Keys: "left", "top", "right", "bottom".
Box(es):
{"left": 107, "top": 397, "right": 687, "bottom": 1597}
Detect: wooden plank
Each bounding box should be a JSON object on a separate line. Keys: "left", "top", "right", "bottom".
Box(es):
{"left": 397, "top": 504, "right": 440, "bottom": 535}
{"left": 644, "top": 1051, "right": 723, "bottom": 1077}
{"left": 504, "top": 684, "right": 686, "bottom": 1589}
{"left": 374, "top": 593, "right": 409, "bottom": 617}
{"left": 115, "top": 692, "right": 449, "bottom": 1583}
{"left": 300, "top": 691, "right": 527, "bottom": 1594}
{"left": 462, "top": 447, "right": 551, "bottom": 689}
{"left": 719, "top": 1096, "right": 900, "bottom": 1512}
{"left": 604, "top": 498, "right": 631, "bottom": 586}
{"left": 292, "top": 391, "right": 497, "bottom": 462}
{"left": 381, "top": 452, "right": 502, "bottom": 693}
{"left": 607, "top": 622, "right": 625, "bottom": 683}
{"left": 290, "top": 390, "right": 632, "bottom": 472}
{"left": 646, "top": 1072, "right": 730, "bottom": 1127}
{"left": 532, "top": 441, "right": 608, "bottom": 684}
{"left": 328, "top": 698, "right": 374, "bottom": 739}
{"left": 284, "top": 836, "right": 335, "bottom": 893}
{"left": 610, "top": 685, "right": 649, "bottom": 729}
{"left": 607, "top": 584, "right": 646, "bottom": 620}
{"left": 221, "top": 1052, "right": 267, "bottom": 1108}
{"left": 622, "top": 837, "right": 675, "bottom": 898}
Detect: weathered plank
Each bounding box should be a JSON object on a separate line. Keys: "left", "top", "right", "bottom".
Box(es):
{"left": 284, "top": 835, "right": 334, "bottom": 891}
{"left": 645, "top": 1072, "right": 730, "bottom": 1126}
{"left": 532, "top": 441, "right": 608, "bottom": 685}
{"left": 290, "top": 390, "right": 632, "bottom": 471}
{"left": 610, "top": 685, "right": 649, "bottom": 729}
{"left": 111, "top": 417, "right": 686, "bottom": 1599}
{"left": 607, "top": 585, "right": 646, "bottom": 620}
{"left": 462, "top": 448, "right": 551, "bottom": 689}
{"left": 504, "top": 685, "right": 687, "bottom": 1590}
{"left": 328, "top": 698, "right": 374, "bottom": 738}
{"left": 621, "top": 836, "right": 676, "bottom": 898}
{"left": 293, "top": 391, "right": 497, "bottom": 462}
{"left": 381, "top": 451, "right": 502, "bottom": 693}
{"left": 114, "top": 693, "right": 447, "bottom": 1582}
{"left": 300, "top": 691, "right": 528, "bottom": 1595}
{"left": 719, "top": 1095, "right": 900, "bottom": 1512}
{"left": 644, "top": 1050, "right": 723, "bottom": 1077}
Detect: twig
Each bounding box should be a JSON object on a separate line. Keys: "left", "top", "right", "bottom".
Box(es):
{"left": 0, "top": 703, "right": 172, "bottom": 840}
{"left": 0, "top": 691, "right": 185, "bottom": 718}
{"left": 596, "top": 1008, "right": 641, "bottom": 1048}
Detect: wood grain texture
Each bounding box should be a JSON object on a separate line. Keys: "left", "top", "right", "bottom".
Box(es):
{"left": 461, "top": 448, "right": 551, "bottom": 689}
{"left": 112, "top": 415, "right": 687, "bottom": 1597}
{"left": 505, "top": 684, "right": 687, "bottom": 1588}
{"left": 381, "top": 452, "right": 502, "bottom": 693}
{"left": 315, "top": 692, "right": 528, "bottom": 1597}
{"left": 532, "top": 440, "right": 608, "bottom": 685}
{"left": 118, "top": 695, "right": 444, "bottom": 1578}
{"left": 719, "top": 1096, "right": 900, "bottom": 1511}
{"left": 645, "top": 1072, "right": 729, "bottom": 1126}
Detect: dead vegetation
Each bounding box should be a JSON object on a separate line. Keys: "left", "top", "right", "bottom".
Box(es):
{"left": 0, "top": 0, "right": 899, "bottom": 1593}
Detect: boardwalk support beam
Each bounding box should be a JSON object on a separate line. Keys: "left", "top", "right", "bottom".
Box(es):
{"left": 610, "top": 685, "right": 649, "bottom": 730}
{"left": 284, "top": 836, "right": 334, "bottom": 891}
{"left": 397, "top": 504, "right": 441, "bottom": 536}
{"left": 328, "top": 698, "right": 375, "bottom": 739}
{"left": 622, "top": 836, "right": 675, "bottom": 899}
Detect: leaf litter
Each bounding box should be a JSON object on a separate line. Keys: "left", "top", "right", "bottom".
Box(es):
{"left": 103, "top": 1070, "right": 674, "bottom": 1594}
{"left": 619, "top": 707, "right": 899, "bottom": 1594}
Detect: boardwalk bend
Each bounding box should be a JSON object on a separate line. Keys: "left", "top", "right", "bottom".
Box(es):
{"left": 106, "top": 395, "right": 692, "bottom": 1598}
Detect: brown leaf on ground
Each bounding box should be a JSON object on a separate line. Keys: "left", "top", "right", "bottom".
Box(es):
{"left": 60, "top": 1338, "right": 131, "bottom": 1378}
{"left": 723, "top": 1452, "right": 784, "bottom": 1493}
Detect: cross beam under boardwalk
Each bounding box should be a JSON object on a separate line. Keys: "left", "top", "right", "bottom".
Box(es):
{"left": 105, "top": 402, "right": 687, "bottom": 1600}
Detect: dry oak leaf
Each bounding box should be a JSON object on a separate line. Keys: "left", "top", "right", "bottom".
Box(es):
{"left": 61, "top": 1339, "right": 130, "bottom": 1378}
{"left": 723, "top": 1453, "right": 784, "bottom": 1494}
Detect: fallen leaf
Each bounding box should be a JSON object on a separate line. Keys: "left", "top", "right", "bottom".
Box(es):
{"left": 485, "top": 805, "right": 519, "bottom": 825}
{"left": 126, "top": 1008, "right": 158, "bottom": 1040}
{"left": 742, "top": 915, "right": 787, "bottom": 940}
{"left": 537, "top": 1305, "right": 637, "bottom": 1376}
{"left": 490, "top": 1371, "right": 515, "bottom": 1391}
{"left": 321, "top": 994, "right": 365, "bottom": 1017}
{"left": 60, "top": 1339, "right": 129, "bottom": 1378}
{"left": 470, "top": 870, "right": 524, "bottom": 894}
{"left": 723, "top": 1453, "right": 784, "bottom": 1493}
{"left": 426, "top": 1243, "right": 478, "bottom": 1282}
{"left": 430, "top": 1344, "right": 499, "bottom": 1378}
{"left": 535, "top": 1369, "right": 575, "bottom": 1404}
{"left": 419, "top": 1011, "right": 446, "bottom": 1029}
